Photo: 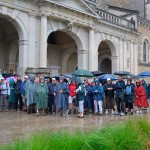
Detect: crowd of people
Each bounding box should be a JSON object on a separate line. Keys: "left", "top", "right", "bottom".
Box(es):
{"left": 0, "top": 69, "right": 149, "bottom": 118}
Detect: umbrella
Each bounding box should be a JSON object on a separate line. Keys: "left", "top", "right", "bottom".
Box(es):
{"left": 6, "top": 76, "right": 17, "bottom": 83}
{"left": 138, "top": 71, "right": 150, "bottom": 77}
{"left": 132, "top": 75, "right": 145, "bottom": 79}
{"left": 98, "top": 74, "right": 118, "bottom": 81}
{"left": 91, "top": 71, "right": 104, "bottom": 76}
{"left": 73, "top": 69, "right": 94, "bottom": 77}
{"left": 113, "top": 71, "right": 133, "bottom": 76}
{"left": 64, "top": 73, "right": 73, "bottom": 79}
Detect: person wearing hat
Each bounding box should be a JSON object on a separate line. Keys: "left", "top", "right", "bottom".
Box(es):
{"left": 103, "top": 78, "right": 115, "bottom": 115}
{"left": 36, "top": 77, "right": 49, "bottom": 116}
{"left": 25, "top": 75, "right": 37, "bottom": 114}
{"left": 134, "top": 80, "right": 149, "bottom": 114}
{"left": 20, "top": 76, "right": 29, "bottom": 111}
{"left": 0, "top": 77, "right": 10, "bottom": 112}
{"left": 54, "top": 76, "right": 69, "bottom": 117}
{"left": 115, "top": 75, "right": 125, "bottom": 116}
{"left": 48, "top": 77, "right": 56, "bottom": 114}
{"left": 92, "top": 78, "right": 104, "bottom": 115}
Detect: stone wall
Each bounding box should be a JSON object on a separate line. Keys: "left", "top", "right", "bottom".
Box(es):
{"left": 97, "top": 0, "right": 145, "bottom": 18}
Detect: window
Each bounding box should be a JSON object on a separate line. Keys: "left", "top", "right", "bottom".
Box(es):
{"left": 143, "top": 42, "right": 147, "bottom": 62}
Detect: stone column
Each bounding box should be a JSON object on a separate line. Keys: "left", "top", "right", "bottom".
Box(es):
{"left": 111, "top": 56, "right": 119, "bottom": 73}
{"left": 119, "top": 39, "right": 124, "bottom": 70}
{"left": 78, "top": 50, "right": 88, "bottom": 70}
{"left": 148, "top": 46, "right": 150, "bottom": 63}
{"left": 28, "top": 14, "right": 36, "bottom": 68}
{"left": 130, "top": 42, "right": 134, "bottom": 73}
{"left": 88, "top": 28, "right": 95, "bottom": 71}
{"left": 39, "top": 15, "right": 47, "bottom": 68}
{"left": 123, "top": 40, "right": 127, "bottom": 70}
{"left": 134, "top": 42, "right": 138, "bottom": 74}
{"left": 19, "top": 40, "right": 29, "bottom": 77}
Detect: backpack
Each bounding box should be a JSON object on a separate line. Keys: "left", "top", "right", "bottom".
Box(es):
{"left": 126, "top": 86, "right": 132, "bottom": 95}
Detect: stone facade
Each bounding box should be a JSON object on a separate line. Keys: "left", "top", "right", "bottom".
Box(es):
{"left": 0, "top": 0, "right": 149, "bottom": 77}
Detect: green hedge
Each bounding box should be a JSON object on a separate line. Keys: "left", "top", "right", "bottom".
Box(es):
{"left": 1, "top": 119, "right": 150, "bottom": 150}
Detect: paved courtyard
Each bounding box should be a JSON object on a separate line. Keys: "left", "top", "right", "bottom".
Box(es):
{"left": 0, "top": 109, "right": 149, "bottom": 145}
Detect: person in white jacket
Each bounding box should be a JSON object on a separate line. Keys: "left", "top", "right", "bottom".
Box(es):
{"left": 0, "top": 77, "right": 10, "bottom": 112}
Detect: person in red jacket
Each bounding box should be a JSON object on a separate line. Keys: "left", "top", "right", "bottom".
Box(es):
{"left": 134, "top": 80, "right": 149, "bottom": 114}
{"left": 68, "top": 79, "right": 77, "bottom": 114}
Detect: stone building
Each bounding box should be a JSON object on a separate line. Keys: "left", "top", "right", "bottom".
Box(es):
{"left": 0, "top": 0, "right": 149, "bottom": 77}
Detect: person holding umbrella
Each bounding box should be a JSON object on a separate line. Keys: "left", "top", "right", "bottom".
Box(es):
{"left": 103, "top": 78, "right": 115, "bottom": 115}
{"left": 92, "top": 79, "right": 104, "bottom": 116}
{"left": 115, "top": 75, "right": 126, "bottom": 116}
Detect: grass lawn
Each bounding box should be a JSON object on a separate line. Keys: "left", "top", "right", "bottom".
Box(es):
{"left": 0, "top": 118, "right": 150, "bottom": 150}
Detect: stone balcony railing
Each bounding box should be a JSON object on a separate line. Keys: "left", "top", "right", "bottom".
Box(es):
{"left": 96, "top": 9, "right": 136, "bottom": 31}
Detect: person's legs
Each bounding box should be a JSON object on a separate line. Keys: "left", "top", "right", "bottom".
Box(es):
{"left": 129, "top": 103, "right": 134, "bottom": 114}
{"left": 125, "top": 102, "right": 129, "bottom": 114}
{"left": 120, "top": 95, "right": 125, "bottom": 113}
{"left": 49, "top": 96, "right": 53, "bottom": 114}
{"left": 79, "top": 100, "right": 84, "bottom": 117}
{"left": 0, "top": 95, "right": 3, "bottom": 111}
{"left": 18, "top": 93, "right": 23, "bottom": 110}
{"left": 115, "top": 96, "right": 121, "bottom": 113}
{"left": 110, "top": 97, "right": 115, "bottom": 114}
{"left": 15, "top": 94, "right": 18, "bottom": 111}
{"left": 68, "top": 96, "right": 73, "bottom": 114}
{"left": 105, "top": 97, "right": 109, "bottom": 114}
{"left": 94, "top": 100, "right": 98, "bottom": 114}
{"left": 98, "top": 101, "right": 103, "bottom": 115}
{"left": 4, "top": 95, "right": 8, "bottom": 111}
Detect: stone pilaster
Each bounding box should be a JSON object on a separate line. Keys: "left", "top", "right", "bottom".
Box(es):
{"left": 39, "top": 14, "right": 47, "bottom": 68}
{"left": 88, "top": 28, "right": 95, "bottom": 71}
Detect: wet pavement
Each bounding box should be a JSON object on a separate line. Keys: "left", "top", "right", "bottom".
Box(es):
{"left": 0, "top": 108, "right": 149, "bottom": 145}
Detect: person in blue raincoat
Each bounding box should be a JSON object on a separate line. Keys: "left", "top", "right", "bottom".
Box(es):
{"left": 92, "top": 79, "right": 104, "bottom": 115}
{"left": 24, "top": 75, "right": 37, "bottom": 114}
{"left": 84, "top": 80, "right": 92, "bottom": 114}
{"left": 54, "top": 76, "right": 69, "bottom": 117}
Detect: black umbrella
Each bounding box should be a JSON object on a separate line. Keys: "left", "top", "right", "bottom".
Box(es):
{"left": 113, "top": 71, "right": 133, "bottom": 76}
{"left": 91, "top": 71, "right": 104, "bottom": 76}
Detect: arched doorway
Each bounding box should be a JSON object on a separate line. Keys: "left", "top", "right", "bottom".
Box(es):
{"left": 100, "top": 58, "right": 112, "bottom": 73}
{"left": 0, "top": 17, "right": 19, "bottom": 74}
{"left": 98, "top": 40, "right": 118, "bottom": 73}
{"left": 47, "top": 31, "right": 78, "bottom": 76}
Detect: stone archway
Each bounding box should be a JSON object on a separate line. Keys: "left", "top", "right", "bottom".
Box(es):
{"left": 0, "top": 18, "right": 19, "bottom": 74}
{"left": 47, "top": 31, "right": 78, "bottom": 76}
{"left": 100, "top": 58, "right": 112, "bottom": 73}
{"left": 0, "top": 10, "right": 27, "bottom": 76}
{"left": 98, "top": 40, "right": 118, "bottom": 73}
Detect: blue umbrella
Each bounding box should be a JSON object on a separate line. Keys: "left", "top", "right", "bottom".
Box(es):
{"left": 64, "top": 73, "right": 73, "bottom": 79}
{"left": 114, "top": 71, "right": 133, "bottom": 76}
{"left": 138, "top": 71, "right": 150, "bottom": 77}
{"left": 132, "top": 75, "right": 145, "bottom": 79}
{"left": 98, "top": 74, "right": 118, "bottom": 81}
